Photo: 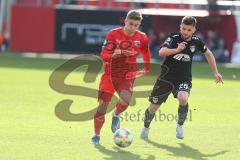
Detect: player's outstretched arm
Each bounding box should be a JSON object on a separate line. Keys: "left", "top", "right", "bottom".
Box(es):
{"left": 204, "top": 49, "right": 224, "bottom": 84}
{"left": 125, "top": 47, "right": 150, "bottom": 79}
{"left": 159, "top": 42, "right": 187, "bottom": 56}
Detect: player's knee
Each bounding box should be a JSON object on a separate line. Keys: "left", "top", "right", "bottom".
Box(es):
{"left": 97, "top": 100, "right": 109, "bottom": 114}
{"left": 177, "top": 92, "right": 188, "bottom": 105}
{"left": 148, "top": 103, "right": 160, "bottom": 113}
{"left": 119, "top": 90, "right": 132, "bottom": 105}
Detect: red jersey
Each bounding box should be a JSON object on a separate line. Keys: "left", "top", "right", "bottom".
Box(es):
{"left": 100, "top": 27, "right": 150, "bottom": 78}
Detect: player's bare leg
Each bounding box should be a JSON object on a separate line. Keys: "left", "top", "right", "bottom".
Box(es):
{"left": 176, "top": 91, "right": 189, "bottom": 139}
{"left": 111, "top": 90, "right": 131, "bottom": 133}
{"left": 140, "top": 103, "right": 160, "bottom": 140}
{"left": 92, "top": 100, "right": 109, "bottom": 144}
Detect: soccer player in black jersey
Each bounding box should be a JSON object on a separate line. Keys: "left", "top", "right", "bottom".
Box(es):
{"left": 140, "top": 16, "right": 223, "bottom": 139}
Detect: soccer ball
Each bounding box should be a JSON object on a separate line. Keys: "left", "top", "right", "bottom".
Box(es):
{"left": 113, "top": 128, "right": 133, "bottom": 148}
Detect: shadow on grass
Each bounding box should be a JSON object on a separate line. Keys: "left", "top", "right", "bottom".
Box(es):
{"left": 95, "top": 144, "right": 155, "bottom": 160}
{"left": 145, "top": 139, "right": 229, "bottom": 160}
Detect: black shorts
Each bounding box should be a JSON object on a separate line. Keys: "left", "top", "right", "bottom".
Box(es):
{"left": 149, "top": 78, "right": 192, "bottom": 105}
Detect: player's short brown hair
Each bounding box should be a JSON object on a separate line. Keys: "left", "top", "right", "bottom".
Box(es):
{"left": 126, "top": 10, "right": 143, "bottom": 21}
{"left": 181, "top": 16, "right": 197, "bottom": 27}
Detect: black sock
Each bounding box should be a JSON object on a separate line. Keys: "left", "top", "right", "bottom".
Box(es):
{"left": 177, "top": 103, "right": 189, "bottom": 126}
{"left": 144, "top": 108, "right": 155, "bottom": 128}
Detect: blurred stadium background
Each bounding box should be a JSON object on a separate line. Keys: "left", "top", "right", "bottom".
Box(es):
{"left": 1, "top": 1, "right": 240, "bottom": 160}
{"left": 0, "top": 0, "right": 240, "bottom": 63}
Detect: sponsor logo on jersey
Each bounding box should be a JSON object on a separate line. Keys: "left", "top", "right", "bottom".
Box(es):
{"left": 190, "top": 45, "right": 196, "bottom": 53}
{"left": 192, "top": 36, "right": 199, "bottom": 40}
{"left": 173, "top": 54, "right": 190, "bottom": 62}
{"left": 134, "top": 40, "right": 140, "bottom": 46}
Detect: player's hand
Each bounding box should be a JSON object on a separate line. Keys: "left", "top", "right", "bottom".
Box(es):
{"left": 214, "top": 72, "right": 224, "bottom": 84}
{"left": 112, "top": 49, "right": 122, "bottom": 59}
{"left": 176, "top": 42, "right": 187, "bottom": 52}
{"left": 125, "top": 69, "right": 149, "bottom": 79}
{"left": 137, "top": 69, "right": 149, "bottom": 75}
{"left": 126, "top": 72, "right": 136, "bottom": 79}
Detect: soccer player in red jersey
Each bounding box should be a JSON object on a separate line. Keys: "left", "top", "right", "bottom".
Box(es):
{"left": 91, "top": 10, "right": 151, "bottom": 144}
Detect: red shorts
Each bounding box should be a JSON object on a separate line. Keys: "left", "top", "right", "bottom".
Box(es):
{"left": 98, "top": 73, "right": 134, "bottom": 102}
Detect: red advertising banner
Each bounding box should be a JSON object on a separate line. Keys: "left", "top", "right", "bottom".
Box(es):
{"left": 10, "top": 6, "right": 55, "bottom": 52}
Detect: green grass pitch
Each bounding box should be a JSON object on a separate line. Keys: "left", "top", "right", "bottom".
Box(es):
{"left": 0, "top": 53, "right": 240, "bottom": 160}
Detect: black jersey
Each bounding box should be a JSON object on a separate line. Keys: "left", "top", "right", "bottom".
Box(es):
{"left": 160, "top": 32, "right": 207, "bottom": 81}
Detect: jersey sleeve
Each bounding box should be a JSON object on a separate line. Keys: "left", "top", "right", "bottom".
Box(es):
{"left": 100, "top": 31, "right": 115, "bottom": 62}
{"left": 140, "top": 35, "right": 151, "bottom": 72}
{"left": 197, "top": 38, "right": 208, "bottom": 53}
{"left": 160, "top": 35, "right": 175, "bottom": 49}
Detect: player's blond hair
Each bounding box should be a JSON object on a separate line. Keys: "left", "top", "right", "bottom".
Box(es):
{"left": 126, "top": 10, "right": 143, "bottom": 21}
